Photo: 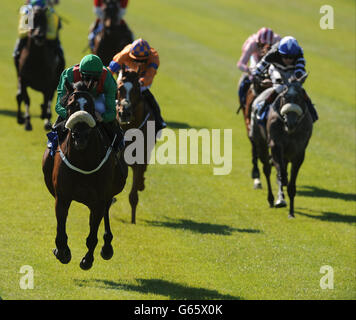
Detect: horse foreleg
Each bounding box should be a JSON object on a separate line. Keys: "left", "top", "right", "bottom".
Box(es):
{"left": 250, "top": 138, "right": 261, "bottom": 189}
{"left": 16, "top": 82, "right": 25, "bottom": 125}
{"left": 271, "top": 143, "right": 288, "bottom": 208}
{"left": 259, "top": 144, "right": 274, "bottom": 207}
{"left": 287, "top": 153, "right": 305, "bottom": 218}
{"left": 129, "top": 165, "right": 146, "bottom": 224}
{"left": 21, "top": 85, "right": 32, "bottom": 131}
{"left": 101, "top": 200, "right": 114, "bottom": 260}
{"left": 80, "top": 205, "right": 105, "bottom": 270}
{"left": 42, "top": 92, "right": 53, "bottom": 131}
{"left": 53, "top": 197, "right": 72, "bottom": 264}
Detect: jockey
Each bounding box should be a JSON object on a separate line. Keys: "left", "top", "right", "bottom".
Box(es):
{"left": 54, "top": 54, "right": 124, "bottom": 151}
{"left": 108, "top": 38, "right": 167, "bottom": 132}
{"left": 236, "top": 27, "right": 281, "bottom": 112}
{"left": 89, "top": 0, "right": 131, "bottom": 50}
{"left": 252, "top": 36, "right": 318, "bottom": 122}
{"left": 14, "top": 0, "right": 64, "bottom": 73}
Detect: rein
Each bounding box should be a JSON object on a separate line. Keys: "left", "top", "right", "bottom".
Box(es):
{"left": 58, "top": 129, "right": 119, "bottom": 175}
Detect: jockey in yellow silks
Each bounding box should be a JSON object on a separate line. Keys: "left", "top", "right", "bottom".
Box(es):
{"left": 14, "top": 0, "right": 64, "bottom": 72}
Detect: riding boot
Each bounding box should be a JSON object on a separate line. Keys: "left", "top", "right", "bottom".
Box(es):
{"left": 237, "top": 75, "right": 251, "bottom": 113}
{"left": 102, "top": 120, "right": 125, "bottom": 153}
{"left": 52, "top": 115, "right": 67, "bottom": 143}
{"left": 303, "top": 90, "right": 318, "bottom": 122}
{"left": 255, "top": 88, "right": 279, "bottom": 120}
{"left": 13, "top": 37, "right": 28, "bottom": 74}
{"left": 142, "top": 89, "right": 166, "bottom": 133}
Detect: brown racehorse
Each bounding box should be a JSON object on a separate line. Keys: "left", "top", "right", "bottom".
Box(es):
{"left": 116, "top": 68, "right": 156, "bottom": 224}
{"left": 237, "top": 43, "right": 272, "bottom": 189}
{"left": 251, "top": 74, "right": 313, "bottom": 218}
{"left": 16, "top": 6, "right": 64, "bottom": 131}
{"left": 92, "top": 0, "right": 133, "bottom": 66}
{"left": 42, "top": 82, "right": 128, "bottom": 270}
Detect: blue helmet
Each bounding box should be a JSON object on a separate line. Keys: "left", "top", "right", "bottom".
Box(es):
{"left": 278, "top": 36, "right": 301, "bottom": 56}
{"left": 30, "top": 0, "right": 46, "bottom": 8}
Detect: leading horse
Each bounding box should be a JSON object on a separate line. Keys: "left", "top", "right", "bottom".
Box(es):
{"left": 251, "top": 73, "right": 313, "bottom": 218}
{"left": 116, "top": 68, "right": 156, "bottom": 224}
{"left": 92, "top": 0, "right": 133, "bottom": 66}
{"left": 16, "top": 5, "right": 64, "bottom": 131}
{"left": 42, "top": 82, "right": 128, "bottom": 270}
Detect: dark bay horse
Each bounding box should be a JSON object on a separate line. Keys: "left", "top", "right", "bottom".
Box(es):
{"left": 237, "top": 44, "right": 271, "bottom": 189}
{"left": 251, "top": 74, "right": 313, "bottom": 218}
{"left": 16, "top": 6, "right": 64, "bottom": 131}
{"left": 92, "top": 0, "right": 133, "bottom": 66}
{"left": 42, "top": 82, "right": 128, "bottom": 270}
{"left": 116, "top": 68, "right": 156, "bottom": 224}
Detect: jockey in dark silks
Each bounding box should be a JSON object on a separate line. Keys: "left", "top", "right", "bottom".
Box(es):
{"left": 252, "top": 36, "right": 318, "bottom": 123}
{"left": 13, "top": 0, "right": 65, "bottom": 74}
{"left": 53, "top": 54, "right": 124, "bottom": 152}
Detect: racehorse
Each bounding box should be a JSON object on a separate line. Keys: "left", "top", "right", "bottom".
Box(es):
{"left": 237, "top": 43, "right": 272, "bottom": 189}
{"left": 42, "top": 81, "right": 128, "bottom": 270}
{"left": 251, "top": 73, "right": 313, "bottom": 218}
{"left": 16, "top": 5, "right": 64, "bottom": 131}
{"left": 92, "top": 0, "right": 133, "bottom": 66}
{"left": 116, "top": 68, "right": 156, "bottom": 224}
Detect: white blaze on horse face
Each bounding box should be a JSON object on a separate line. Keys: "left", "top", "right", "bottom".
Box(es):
{"left": 77, "top": 97, "right": 87, "bottom": 111}
{"left": 123, "top": 82, "right": 133, "bottom": 105}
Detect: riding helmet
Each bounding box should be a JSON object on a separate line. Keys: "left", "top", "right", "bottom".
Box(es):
{"left": 278, "top": 36, "right": 301, "bottom": 56}
{"left": 257, "top": 27, "right": 274, "bottom": 45}
{"left": 30, "top": 0, "right": 46, "bottom": 7}
{"left": 79, "top": 54, "right": 103, "bottom": 76}
{"left": 129, "top": 39, "right": 151, "bottom": 60}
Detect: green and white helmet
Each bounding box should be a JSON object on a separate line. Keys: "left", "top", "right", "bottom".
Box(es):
{"left": 79, "top": 54, "right": 103, "bottom": 77}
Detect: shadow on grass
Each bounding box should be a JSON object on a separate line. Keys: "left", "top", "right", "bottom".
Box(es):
{"left": 144, "top": 217, "right": 262, "bottom": 235}
{"left": 0, "top": 109, "right": 17, "bottom": 118}
{"left": 74, "top": 278, "right": 241, "bottom": 300}
{"left": 0, "top": 108, "right": 41, "bottom": 119}
{"left": 166, "top": 121, "right": 204, "bottom": 130}
{"left": 298, "top": 185, "right": 356, "bottom": 202}
{"left": 295, "top": 210, "right": 356, "bottom": 224}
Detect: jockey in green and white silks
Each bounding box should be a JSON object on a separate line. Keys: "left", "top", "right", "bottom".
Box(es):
{"left": 54, "top": 54, "right": 124, "bottom": 152}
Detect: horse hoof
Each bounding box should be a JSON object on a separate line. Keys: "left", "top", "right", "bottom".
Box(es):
{"left": 53, "top": 248, "right": 71, "bottom": 264}
{"left": 80, "top": 257, "right": 93, "bottom": 270}
{"left": 101, "top": 245, "right": 114, "bottom": 260}
{"left": 275, "top": 199, "right": 287, "bottom": 208}
{"left": 44, "top": 122, "right": 52, "bottom": 131}
{"left": 288, "top": 214, "right": 295, "bottom": 219}
{"left": 17, "top": 117, "right": 25, "bottom": 125}
{"left": 25, "top": 123, "right": 32, "bottom": 131}
{"left": 253, "top": 179, "right": 262, "bottom": 189}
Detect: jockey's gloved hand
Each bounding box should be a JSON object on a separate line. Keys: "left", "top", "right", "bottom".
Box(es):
{"left": 95, "top": 111, "right": 103, "bottom": 122}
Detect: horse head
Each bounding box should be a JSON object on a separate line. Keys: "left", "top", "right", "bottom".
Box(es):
{"left": 278, "top": 79, "right": 307, "bottom": 133}
{"left": 30, "top": 6, "right": 48, "bottom": 46}
{"left": 102, "top": 0, "right": 120, "bottom": 30}
{"left": 116, "top": 67, "right": 142, "bottom": 125}
{"left": 64, "top": 82, "right": 97, "bottom": 150}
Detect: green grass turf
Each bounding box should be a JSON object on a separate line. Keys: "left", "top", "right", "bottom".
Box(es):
{"left": 0, "top": 0, "right": 354, "bottom": 300}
